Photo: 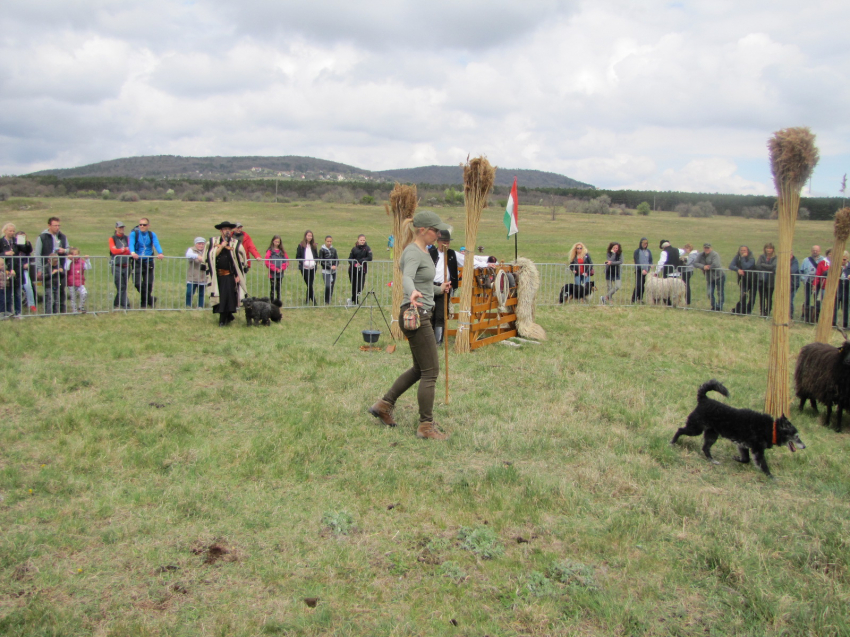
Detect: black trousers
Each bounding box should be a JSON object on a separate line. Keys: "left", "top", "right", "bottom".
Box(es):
{"left": 270, "top": 276, "right": 283, "bottom": 302}
{"left": 133, "top": 259, "right": 156, "bottom": 307}
{"left": 302, "top": 268, "right": 316, "bottom": 304}
{"left": 631, "top": 272, "right": 647, "bottom": 302}
{"left": 351, "top": 268, "right": 366, "bottom": 302}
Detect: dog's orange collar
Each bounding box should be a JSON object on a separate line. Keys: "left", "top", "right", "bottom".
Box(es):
{"left": 772, "top": 420, "right": 777, "bottom": 445}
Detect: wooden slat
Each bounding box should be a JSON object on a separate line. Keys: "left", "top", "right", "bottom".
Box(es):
{"left": 470, "top": 314, "right": 517, "bottom": 333}
{"left": 470, "top": 329, "right": 518, "bottom": 349}
{"left": 471, "top": 296, "right": 518, "bottom": 314}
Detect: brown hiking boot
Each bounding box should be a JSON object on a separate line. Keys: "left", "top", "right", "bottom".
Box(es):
{"left": 368, "top": 399, "right": 397, "bottom": 427}
{"left": 416, "top": 421, "right": 449, "bottom": 440}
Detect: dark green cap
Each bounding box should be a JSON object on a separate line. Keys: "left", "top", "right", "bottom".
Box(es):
{"left": 412, "top": 210, "right": 450, "bottom": 233}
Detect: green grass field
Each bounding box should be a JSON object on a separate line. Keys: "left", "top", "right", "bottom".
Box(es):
{"left": 1, "top": 199, "right": 849, "bottom": 636}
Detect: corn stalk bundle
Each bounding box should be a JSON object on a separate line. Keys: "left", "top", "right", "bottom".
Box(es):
{"left": 765, "top": 127, "right": 820, "bottom": 417}
{"left": 386, "top": 184, "right": 417, "bottom": 339}
{"left": 816, "top": 208, "right": 850, "bottom": 343}
{"left": 455, "top": 156, "right": 496, "bottom": 353}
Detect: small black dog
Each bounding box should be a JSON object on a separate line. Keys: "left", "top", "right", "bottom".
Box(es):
{"left": 671, "top": 379, "right": 805, "bottom": 476}
{"left": 559, "top": 281, "right": 596, "bottom": 303}
{"left": 243, "top": 296, "right": 282, "bottom": 326}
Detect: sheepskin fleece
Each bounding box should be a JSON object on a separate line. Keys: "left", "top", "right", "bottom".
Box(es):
{"left": 513, "top": 257, "right": 546, "bottom": 341}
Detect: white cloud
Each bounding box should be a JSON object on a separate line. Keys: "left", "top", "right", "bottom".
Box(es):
{"left": 626, "top": 158, "right": 771, "bottom": 195}
{"left": 0, "top": 0, "right": 846, "bottom": 195}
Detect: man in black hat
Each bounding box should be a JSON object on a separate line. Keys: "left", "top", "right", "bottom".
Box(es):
{"left": 428, "top": 229, "right": 458, "bottom": 345}
{"left": 203, "top": 221, "right": 247, "bottom": 326}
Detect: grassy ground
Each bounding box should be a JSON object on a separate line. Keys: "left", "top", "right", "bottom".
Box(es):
{"left": 1, "top": 304, "right": 849, "bottom": 636}
{"left": 1, "top": 198, "right": 848, "bottom": 635}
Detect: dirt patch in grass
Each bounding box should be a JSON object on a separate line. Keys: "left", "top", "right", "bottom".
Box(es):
{"left": 191, "top": 540, "right": 240, "bottom": 565}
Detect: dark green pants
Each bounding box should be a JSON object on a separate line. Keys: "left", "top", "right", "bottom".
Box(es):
{"left": 383, "top": 305, "right": 440, "bottom": 423}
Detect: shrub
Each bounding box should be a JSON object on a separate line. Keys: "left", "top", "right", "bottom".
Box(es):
{"left": 438, "top": 561, "right": 467, "bottom": 582}
{"left": 741, "top": 205, "right": 771, "bottom": 219}
{"left": 676, "top": 201, "right": 716, "bottom": 218}
{"left": 583, "top": 195, "right": 613, "bottom": 215}
{"left": 525, "top": 571, "right": 557, "bottom": 597}
{"left": 799, "top": 207, "right": 811, "bottom": 220}
{"left": 360, "top": 195, "right": 375, "bottom": 205}
{"left": 118, "top": 191, "right": 139, "bottom": 202}
{"left": 547, "top": 559, "right": 599, "bottom": 590}
{"left": 564, "top": 198, "right": 583, "bottom": 213}
{"left": 0, "top": 186, "right": 10, "bottom": 202}
{"left": 101, "top": 189, "right": 111, "bottom": 200}
{"left": 164, "top": 189, "right": 175, "bottom": 200}
{"left": 321, "top": 510, "right": 354, "bottom": 535}
{"left": 444, "top": 188, "right": 464, "bottom": 206}
{"left": 457, "top": 525, "right": 504, "bottom": 559}
{"left": 636, "top": 201, "right": 651, "bottom": 216}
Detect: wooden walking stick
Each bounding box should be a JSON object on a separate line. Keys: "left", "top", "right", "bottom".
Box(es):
{"left": 444, "top": 253, "right": 450, "bottom": 404}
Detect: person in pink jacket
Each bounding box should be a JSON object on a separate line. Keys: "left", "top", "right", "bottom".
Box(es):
{"left": 64, "top": 247, "right": 92, "bottom": 313}
{"left": 264, "top": 235, "right": 288, "bottom": 302}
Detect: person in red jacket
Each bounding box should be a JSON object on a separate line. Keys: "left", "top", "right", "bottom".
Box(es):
{"left": 815, "top": 248, "right": 832, "bottom": 322}
{"left": 234, "top": 223, "right": 260, "bottom": 267}
{"left": 109, "top": 221, "right": 132, "bottom": 309}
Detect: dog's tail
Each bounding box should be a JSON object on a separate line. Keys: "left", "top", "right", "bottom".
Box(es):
{"left": 272, "top": 299, "right": 283, "bottom": 308}
{"left": 698, "top": 379, "right": 728, "bottom": 402}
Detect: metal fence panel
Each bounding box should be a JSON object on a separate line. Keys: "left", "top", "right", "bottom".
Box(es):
{"left": 1, "top": 255, "right": 839, "bottom": 328}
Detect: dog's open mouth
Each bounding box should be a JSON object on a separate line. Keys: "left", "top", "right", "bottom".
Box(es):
{"left": 788, "top": 442, "right": 796, "bottom": 452}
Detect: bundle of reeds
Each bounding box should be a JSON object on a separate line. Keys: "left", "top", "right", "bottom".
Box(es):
{"left": 816, "top": 208, "right": 850, "bottom": 343}
{"left": 386, "top": 183, "right": 417, "bottom": 339}
{"left": 765, "top": 127, "right": 820, "bottom": 417}
{"left": 455, "top": 156, "right": 496, "bottom": 353}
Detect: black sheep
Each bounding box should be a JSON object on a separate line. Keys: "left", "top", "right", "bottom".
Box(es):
{"left": 794, "top": 341, "right": 850, "bottom": 431}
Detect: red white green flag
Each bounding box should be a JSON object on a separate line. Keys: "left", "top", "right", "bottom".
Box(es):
{"left": 504, "top": 177, "right": 518, "bottom": 238}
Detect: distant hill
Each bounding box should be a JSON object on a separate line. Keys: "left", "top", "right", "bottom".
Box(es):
{"left": 28, "top": 155, "right": 594, "bottom": 189}
{"left": 374, "top": 165, "right": 593, "bottom": 189}
{"left": 27, "top": 155, "right": 367, "bottom": 181}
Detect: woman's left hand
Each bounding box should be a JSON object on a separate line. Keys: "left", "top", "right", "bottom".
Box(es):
{"left": 410, "top": 290, "right": 423, "bottom": 307}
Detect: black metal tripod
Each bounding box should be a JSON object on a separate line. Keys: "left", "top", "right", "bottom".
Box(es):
{"left": 333, "top": 289, "right": 396, "bottom": 346}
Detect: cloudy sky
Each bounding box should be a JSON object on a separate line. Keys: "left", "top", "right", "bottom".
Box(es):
{"left": 1, "top": 0, "right": 846, "bottom": 195}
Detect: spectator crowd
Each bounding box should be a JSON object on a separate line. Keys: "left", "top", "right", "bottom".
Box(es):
{"left": 2, "top": 216, "right": 848, "bottom": 328}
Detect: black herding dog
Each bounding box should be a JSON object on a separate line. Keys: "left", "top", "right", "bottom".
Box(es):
{"left": 243, "top": 297, "right": 283, "bottom": 326}
{"left": 671, "top": 380, "right": 805, "bottom": 476}
{"left": 559, "top": 281, "right": 596, "bottom": 303}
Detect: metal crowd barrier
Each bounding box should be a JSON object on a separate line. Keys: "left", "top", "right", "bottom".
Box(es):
{"left": 0, "top": 255, "right": 842, "bottom": 327}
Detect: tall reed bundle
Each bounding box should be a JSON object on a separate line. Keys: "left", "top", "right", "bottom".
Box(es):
{"left": 455, "top": 156, "right": 496, "bottom": 353}
{"left": 387, "top": 184, "right": 417, "bottom": 339}
{"left": 816, "top": 208, "right": 850, "bottom": 343}
{"left": 765, "top": 127, "right": 820, "bottom": 417}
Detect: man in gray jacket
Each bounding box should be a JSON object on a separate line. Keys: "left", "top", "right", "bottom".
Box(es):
{"left": 694, "top": 243, "right": 725, "bottom": 311}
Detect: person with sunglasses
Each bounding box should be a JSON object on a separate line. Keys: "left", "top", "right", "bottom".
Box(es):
{"left": 129, "top": 217, "right": 164, "bottom": 308}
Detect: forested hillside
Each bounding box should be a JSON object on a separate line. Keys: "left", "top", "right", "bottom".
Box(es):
{"left": 26, "top": 154, "right": 592, "bottom": 189}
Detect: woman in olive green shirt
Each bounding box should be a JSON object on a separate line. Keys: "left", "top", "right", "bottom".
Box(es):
{"left": 369, "top": 210, "right": 451, "bottom": 440}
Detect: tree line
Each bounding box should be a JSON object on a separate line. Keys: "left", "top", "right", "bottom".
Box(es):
{"left": 0, "top": 175, "right": 842, "bottom": 220}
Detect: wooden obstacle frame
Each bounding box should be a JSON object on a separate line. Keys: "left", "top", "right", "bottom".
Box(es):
{"left": 446, "top": 264, "right": 519, "bottom": 350}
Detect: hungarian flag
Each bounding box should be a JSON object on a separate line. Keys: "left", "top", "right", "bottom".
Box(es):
{"left": 504, "top": 177, "right": 519, "bottom": 238}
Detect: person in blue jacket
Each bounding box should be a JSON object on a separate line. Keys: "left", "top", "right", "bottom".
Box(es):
{"left": 129, "top": 217, "right": 164, "bottom": 308}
